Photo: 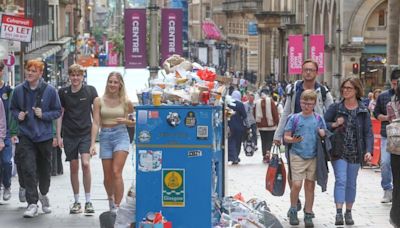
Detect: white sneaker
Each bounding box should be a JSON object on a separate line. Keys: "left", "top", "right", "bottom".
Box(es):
{"left": 19, "top": 187, "right": 26, "bottom": 203}
{"left": 23, "top": 204, "right": 39, "bottom": 218}
{"left": 39, "top": 194, "right": 52, "bottom": 214}
{"left": 381, "top": 189, "right": 393, "bottom": 203}
{"left": 3, "top": 188, "right": 11, "bottom": 201}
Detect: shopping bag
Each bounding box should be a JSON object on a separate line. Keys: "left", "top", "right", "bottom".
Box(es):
{"left": 265, "top": 144, "right": 286, "bottom": 196}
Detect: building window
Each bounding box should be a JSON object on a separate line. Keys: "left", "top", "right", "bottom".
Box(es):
{"left": 378, "top": 9, "right": 385, "bottom": 26}
{"left": 205, "top": 5, "right": 210, "bottom": 19}
{"left": 49, "top": 6, "right": 55, "bottom": 41}
{"left": 65, "top": 13, "right": 71, "bottom": 36}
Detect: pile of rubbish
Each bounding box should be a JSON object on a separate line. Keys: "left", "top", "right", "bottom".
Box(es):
{"left": 138, "top": 54, "right": 231, "bottom": 106}
{"left": 213, "top": 193, "right": 283, "bottom": 228}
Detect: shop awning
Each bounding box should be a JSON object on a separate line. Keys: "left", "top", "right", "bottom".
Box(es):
{"left": 202, "top": 20, "right": 222, "bottom": 40}
{"left": 363, "top": 45, "right": 386, "bottom": 54}
{"left": 25, "top": 45, "right": 62, "bottom": 60}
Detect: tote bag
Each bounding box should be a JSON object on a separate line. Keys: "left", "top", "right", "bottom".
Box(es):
{"left": 265, "top": 144, "right": 286, "bottom": 196}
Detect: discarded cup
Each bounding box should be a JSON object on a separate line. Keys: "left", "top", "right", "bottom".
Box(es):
{"left": 152, "top": 91, "right": 162, "bottom": 106}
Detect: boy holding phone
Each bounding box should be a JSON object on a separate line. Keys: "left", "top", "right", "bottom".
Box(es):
{"left": 284, "top": 90, "right": 326, "bottom": 227}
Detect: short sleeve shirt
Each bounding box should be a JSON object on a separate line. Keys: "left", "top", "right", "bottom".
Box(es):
{"left": 285, "top": 113, "right": 326, "bottom": 159}
{"left": 59, "top": 85, "right": 98, "bottom": 137}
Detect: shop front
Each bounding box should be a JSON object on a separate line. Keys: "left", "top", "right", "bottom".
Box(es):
{"left": 360, "top": 45, "right": 386, "bottom": 93}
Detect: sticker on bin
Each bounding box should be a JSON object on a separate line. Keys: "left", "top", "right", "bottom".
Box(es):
{"left": 162, "top": 169, "right": 185, "bottom": 207}
{"left": 184, "top": 111, "right": 196, "bottom": 127}
{"left": 197, "top": 125, "right": 208, "bottom": 139}
{"left": 148, "top": 111, "right": 159, "bottom": 119}
{"left": 138, "top": 110, "right": 148, "bottom": 124}
{"left": 139, "top": 150, "right": 162, "bottom": 172}
{"left": 138, "top": 130, "right": 151, "bottom": 143}
{"left": 187, "top": 150, "right": 202, "bottom": 157}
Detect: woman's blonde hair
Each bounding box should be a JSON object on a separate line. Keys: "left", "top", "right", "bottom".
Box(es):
{"left": 105, "top": 71, "right": 128, "bottom": 111}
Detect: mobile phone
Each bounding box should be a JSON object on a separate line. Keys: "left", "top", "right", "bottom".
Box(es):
{"left": 294, "top": 135, "right": 302, "bottom": 139}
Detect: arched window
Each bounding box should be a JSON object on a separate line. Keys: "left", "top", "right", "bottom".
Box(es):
{"left": 378, "top": 9, "right": 385, "bottom": 26}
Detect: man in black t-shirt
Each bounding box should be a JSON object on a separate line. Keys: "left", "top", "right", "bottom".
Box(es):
{"left": 56, "top": 64, "right": 98, "bottom": 214}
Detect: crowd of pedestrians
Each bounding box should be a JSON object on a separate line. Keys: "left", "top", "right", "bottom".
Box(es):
{"left": 0, "top": 59, "right": 135, "bottom": 220}
{"left": 0, "top": 57, "right": 398, "bottom": 228}
{"left": 227, "top": 59, "right": 399, "bottom": 227}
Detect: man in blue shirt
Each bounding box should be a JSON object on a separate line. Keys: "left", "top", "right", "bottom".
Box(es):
{"left": 374, "top": 69, "right": 400, "bottom": 204}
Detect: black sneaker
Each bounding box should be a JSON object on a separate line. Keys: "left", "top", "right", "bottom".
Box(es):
{"left": 345, "top": 212, "right": 354, "bottom": 225}
{"left": 335, "top": 213, "right": 344, "bottom": 225}
{"left": 84, "top": 202, "right": 95, "bottom": 214}
{"left": 304, "top": 213, "right": 314, "bottom": 227}
{"left": 288, "top": 208, "right": 299, "bottom": 225}
{"left": 70, "top": 202, "right": 82, "bottom": 214}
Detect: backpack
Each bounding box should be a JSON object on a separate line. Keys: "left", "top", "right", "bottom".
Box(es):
{"left": 288, "top": 80, "right": 327, "bottom": 103}
{"left": 386, "top": 97, "right": 400, "bottom": 154}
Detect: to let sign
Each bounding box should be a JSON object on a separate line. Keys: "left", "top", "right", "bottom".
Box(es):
{"left": 0, "top": 15, "right": 33, "bottom": 43}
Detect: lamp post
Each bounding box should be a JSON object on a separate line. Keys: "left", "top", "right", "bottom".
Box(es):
{"left": 148, "top": 0, "right": 159, "bottom": 79}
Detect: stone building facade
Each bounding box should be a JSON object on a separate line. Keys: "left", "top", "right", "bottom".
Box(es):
{"left": 191, "top": 0, "right": 396, "bottom": 96}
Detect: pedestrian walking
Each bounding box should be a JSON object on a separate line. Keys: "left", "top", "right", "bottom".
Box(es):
{"left": 374, "top": 69, "right": 400, "bottom": 203}
{"left": 243, "top": 92, "right": 257, "bottom": 151}
{"left": 284, "top": 90, "right": 326, "bottom": 227}
{"left": 255, "top": 90, "right": 279, "bottom": 163}
{"left": 227, "top": 90, "right": 247, "bottom": 165}
{"left": 324, "top": 77, "right": 373, "bottom": 226}
{"left": 368, "top": 89, "right": 382, "bottom": 115}
{"left": 385, "top": 78, "right": 400, "bottom": 228}
{"left": 89, "top": 72, "right": 134, "bottom": 213}
{"left": 56, "top": 64, "right": 98, "bottom": 214}
{"left": 0, "top": 62, "right": 13, "bottom": 202}
{"left": 273, "top": 59, "right": 333, "bottom": 213}
{"left": 10, "top": 59, "right": 62, "bottom": 218}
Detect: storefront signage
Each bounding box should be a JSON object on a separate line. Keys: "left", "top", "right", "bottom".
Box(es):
{"left": 288, "top": 35, "right": 303, "bottom": 74}
{"left": 0, "top": 15, "right": 33, "bottom": 43}
{"left": 161, "top": 9, "right": 183, "bottom": 64}
{"left": 310, "top": 34, "right": 325, "bottom": 75}
{"left": 124, "top": 9, "right": 147, "bottom": 68}
{"left": 162, "top": 169, "right": 185, "bottom": 207}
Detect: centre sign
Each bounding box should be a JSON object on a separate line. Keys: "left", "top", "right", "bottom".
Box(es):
{"left": 0, "top": 15, "right": 33, "bottom": 43}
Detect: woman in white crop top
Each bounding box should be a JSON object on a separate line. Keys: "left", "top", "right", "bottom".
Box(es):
{"left": 90, "top": 71, "right": 134, "bottom": 212}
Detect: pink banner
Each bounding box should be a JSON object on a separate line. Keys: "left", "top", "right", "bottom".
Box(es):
{"left": 288, "top": 35, "right": 303, "bottom": 74}
{"left": 107, "top": 42, "right": 118, "bottom": 66}
{"left": 309, "top": 34, "right": 325, "bottom": 74}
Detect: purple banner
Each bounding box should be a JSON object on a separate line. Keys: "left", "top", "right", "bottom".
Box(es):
{"left": 161, "top": 9, "right": 183, "bottom": 64}
{"left": 124, "top": 9, "right": 147, "bottom": 68}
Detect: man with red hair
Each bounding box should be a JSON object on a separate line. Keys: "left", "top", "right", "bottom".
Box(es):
{"left": 10, "top": 59, "right": 61, "bottom": 218}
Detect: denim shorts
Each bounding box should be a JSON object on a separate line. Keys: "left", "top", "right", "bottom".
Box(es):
{"left": 99, "top": 125, "right": 130, "bottom": 159}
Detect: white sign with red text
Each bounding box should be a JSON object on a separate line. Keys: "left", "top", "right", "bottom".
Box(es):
{"left": 0, "top": 15, "right": 33, "bottom": 42}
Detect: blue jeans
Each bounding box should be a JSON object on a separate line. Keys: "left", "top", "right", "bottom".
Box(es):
{"left": 380, "top": 137, "right": 393, "bottom": 190}
{"left": 0, "top": 136, "right": 12, "bottom": 189}
{"left": 332, "top": 159, "right": 360, "bottom": 204}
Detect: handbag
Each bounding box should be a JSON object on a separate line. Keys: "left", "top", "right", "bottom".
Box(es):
{"left": 329, "top": 125, "right": 346, "bottom": 160}
{"left": 265, "top": 144, "right": 286, "bottom": 196}
{"left": 387, "top": 99, "right": 400, "bottom": 154}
